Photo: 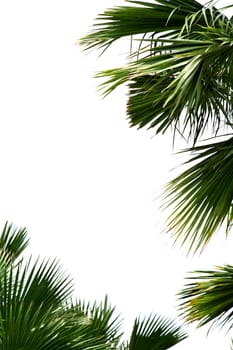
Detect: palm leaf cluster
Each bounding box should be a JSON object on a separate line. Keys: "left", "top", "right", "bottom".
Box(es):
{"left": 81, "top": 1, "right": 233, "bottom": 345}
{"left": 0, "top": 222, "right": 186, "bottom": 350}
{"left": 80, "top": 0, "right": 233, "bottom": 252}
{"left": 0, "top": 222, "right": 121, "bottom": 349}
{"left": 81, "top": 0, "right": 233, "bottom": 141}
{"left": 178, "top": 265, "right": 233, "bottom": 330}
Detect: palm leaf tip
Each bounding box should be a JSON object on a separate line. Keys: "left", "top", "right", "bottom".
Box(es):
{"left": 79, "top": 0, "right": 206, "bottom": 52}
{"left": 163, "top": 137, "right": 233, "bottom": 254}
{"left": 178, "top": 265, "right": 233, "bottom": 330}
{"left": 0, "top": 221, "right": 29, "bottom": 265}
{"left": 129, "top": 314, "right": 187, "bottom": 350}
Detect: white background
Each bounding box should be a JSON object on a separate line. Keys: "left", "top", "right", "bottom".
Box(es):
{"left": 0, "top": 0, "right": 232, "bottom": 348}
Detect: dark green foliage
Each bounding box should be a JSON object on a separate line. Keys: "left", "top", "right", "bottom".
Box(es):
{"left": 81, "top": 0, "right": 233, "bottom": 251}
{"left": 0, "top": 222, "right": 121, "bottom": 350}
{"left": 81, "top": 1, "right": 233, "bottom": 346}
{"left": 0, "top": 222, "right": 186, "bottom": 349}
{"left": 0, "top": 221, "right": 29, "bottom": 266}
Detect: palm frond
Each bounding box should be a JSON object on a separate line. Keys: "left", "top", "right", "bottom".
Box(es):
{"left": 80, "top": 0, "right": 221, "bottom": 52}
{"left": 0, "top": 257, "right": 120, "bottom": 349}
{"left": 178, "top": 265, "right": 233, "bottom": 330}
{"left": 128, "top": 314, "right": 187, "bottom": 350}
{"left": 164, "top": 137, "right": 233, "bottom": 253}
{"left": 81, "top": 0, "right": 233, "bottom": 143}
{"left": 66, "top": 296, "right": 122, "bottom": 348}
{"left": 0, "top": 221, "right": 29, "bottom": 266}
{"left": 0, "top": 256, "right": 74, "bottom": 347}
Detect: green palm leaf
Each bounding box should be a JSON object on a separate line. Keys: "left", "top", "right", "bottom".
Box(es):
{"left": 81, "top": 0, "right": 233, "bottom": 253}
{"left": 81, "top": 0, "right": 233, "bottom": 142}
{"left": 178, "top": 265, "right": 233, "bottom": 330}
{"left": 164, "top": 137, "right": 233, "bottom": 253}
{"left": 67, "top": 296, "right": 122, "bottom": 347}
{"left": 126, "top": 314, "right": 187, "bottom": 350}
{"left": 0, "top": 221, "right": 29, "bottom": 266}
{"left": 0, "top": 257, "right": 122, "bottom": 349}
{"left": 80, "top": 0, "right": 217, "bottom": 52}
{"left": 0, "top": 223, "right": 123, "bottom": 350}
{"left": 0, "top": 257, "right": 73, "bottom": 348}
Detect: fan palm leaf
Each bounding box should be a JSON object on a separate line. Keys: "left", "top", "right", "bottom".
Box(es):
{"left": 67, "top": 296, "right": 122, "bottom": 347}
{"left": 0, "top": 223, "right": 122, "bottom": 350}
{"left": 125, "top": 314, "right": 187, "bottom": 350}
{"left": 80, "top": 0, "right": 233, "bottom": 142}
{"left": 0, "top": 221, "right": 29, "bottom": 266}
{"left": 178, "top": 265, "right": 233, "bottom": 330}
{"left": 80, "top": 0, "right": 221, "bottom": 51}
{"left": 164, "top": 137, "right": 233, "bottom": 253}
{"left": 81, "top": 0, "right": 233, "bottom": 252}
{"left": 0, "top": 257, "right": 74, "bottom": 348}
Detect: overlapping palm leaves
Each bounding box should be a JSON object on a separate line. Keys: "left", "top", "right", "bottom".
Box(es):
{"left": 80, "top": 0, "right": 233, "bottom": 252}
{"left": 0, "top": 222, "right": 186, "bottom": 349}
{"left": 0, "top": 223, "right": 121, "bottom": 349}
{"left": 80, "top": 0, "right": 233, "bottom": 344}
{"left": 178, "top": 265, "right": 233, "bottom": 330}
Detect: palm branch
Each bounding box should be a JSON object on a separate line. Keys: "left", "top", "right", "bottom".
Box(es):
{"left": 0, "top": 258, "right": 122, "bottom": 350}
{"left": 178, "top": 265, "right": 233, "bottom": 331}
{"left": 80, "top": 0, "right": 233, "bottom": 143}
{"left": 0, "top": 223, "right": 122, "bottom": 350}
{"left": 81, "top": 1, "right": 233, "bottom": 251}
{"left": 0, "top": 222, "right": 188, "bottom": 349}
{"left": 0, "top": 257, "right": 73, "bottom": 348}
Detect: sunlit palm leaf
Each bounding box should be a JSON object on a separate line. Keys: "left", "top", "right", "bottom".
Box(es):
{"left": 127, "top": 314, "right": 187, "bottom": 350}
{"left": 178, "top": 265, "right": 233, "bottom": 330}
{"left": 164, "top": 137, "right": 233, "bottom": 253}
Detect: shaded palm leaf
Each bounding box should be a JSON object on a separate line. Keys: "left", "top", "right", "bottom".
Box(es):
{"left": 164, "top": 137, "right": 233, "bottom": 253}
{"left": 178, "top": 265, "right": 233, "bottom": 330}
{"left": 127, "top": 314, "right": 187, "bottom": 350}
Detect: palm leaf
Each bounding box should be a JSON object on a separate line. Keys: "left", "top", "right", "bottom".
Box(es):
{"left": 163, "top": 137, "right": 233, "bottom": 253}
{"left": 0, "top": 221, "right": 29, "bottom": 266}
{"left": 0, "top": 258, "right": 119, "bottom": 350}
{"left": 80, "top": 0, "right": 233, "bottom": 143}
{"left": 66, "top": 296, "right": 122, "bottom": 348}
{"left": 0, "top": 223, "right": 121, "bottom": 350}
{"left": 127, "top": 314, "right": 187, "bottom": 350}
{"left": 178, "top": 265, "right": 233, "bottom": 330}
{"left": 0, "top": 257, "right": 74, "bottom": 348}
{"left": 80, "top": 0, "right": 219, "bottom": 52}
